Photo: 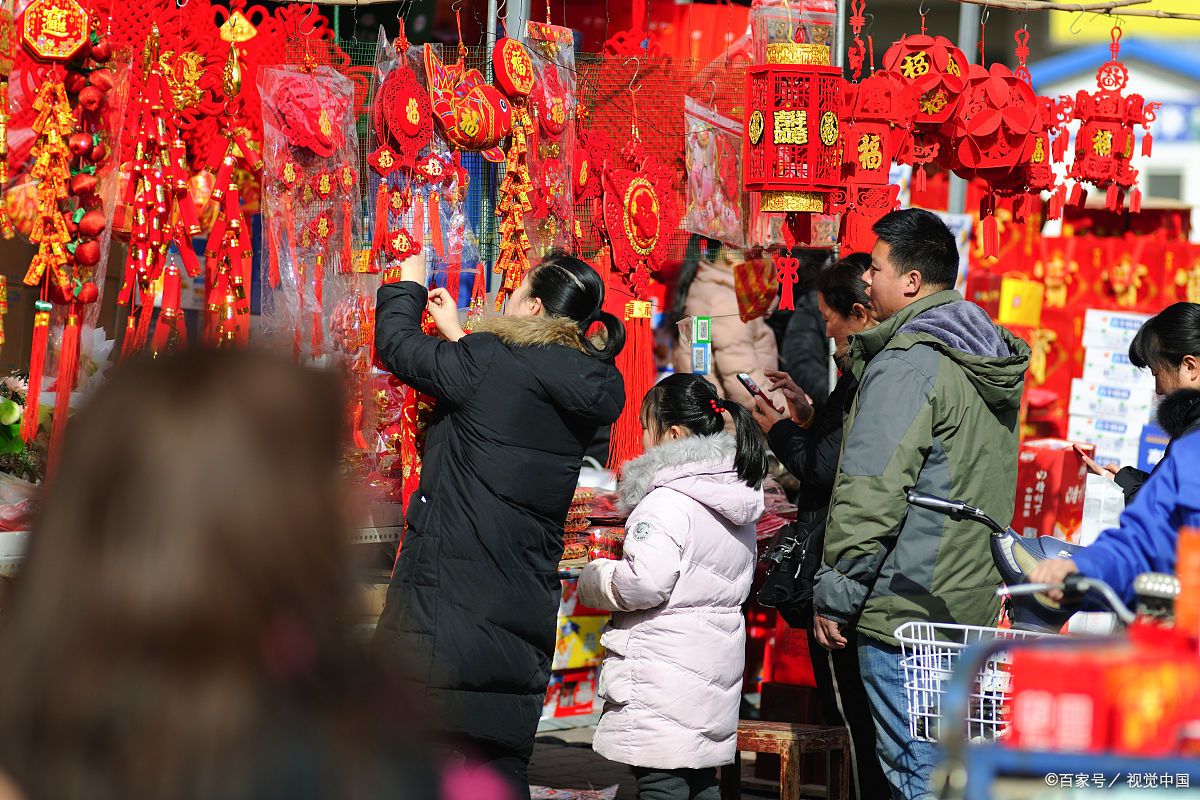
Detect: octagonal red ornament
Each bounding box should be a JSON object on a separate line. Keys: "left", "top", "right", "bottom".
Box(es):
{"left": 22, "top": 0, "right": 89, "bottom": 62}
{"left": 493, "top": 37, "right": 535, "bottom": 98}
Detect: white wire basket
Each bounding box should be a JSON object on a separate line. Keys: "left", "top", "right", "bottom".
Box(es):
{"left": 895, "top": 621, "right": 1056, "bottom": 744}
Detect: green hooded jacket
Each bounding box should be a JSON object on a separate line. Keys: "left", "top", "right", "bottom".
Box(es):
{"left": 813, "top": 290, "right": 1031, "bottom": 645}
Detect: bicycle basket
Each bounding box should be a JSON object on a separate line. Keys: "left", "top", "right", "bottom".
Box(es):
{"left": 895, "top": 621, "right": 1056, "bottom": 743}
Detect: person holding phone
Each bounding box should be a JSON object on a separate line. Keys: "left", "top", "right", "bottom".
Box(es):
{"left": 1074, "top": 303, "right": 1200, "bottom": 504}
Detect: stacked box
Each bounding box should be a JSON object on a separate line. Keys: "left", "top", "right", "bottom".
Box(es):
{"left": 1067, "top": 310, "right": 1156, "bottom": 468}
{"left": 1013, "top": 439, "right": 1093, "bottom": 542}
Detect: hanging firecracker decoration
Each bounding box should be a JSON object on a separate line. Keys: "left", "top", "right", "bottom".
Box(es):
{"left": 0, "top": 3, "right": 15, "bottom": 240}
{"left": 1066, "top": 26, "right": 1159, "bottom": 213}
{"left": 116, "top": 25, "right": 204, "bottom": 360}
{"left": 492, "top": 36, "right": 536, "bottom": 310}
{"left": 202, "top": 44, "right": 262, "bottom": 347}
{"left": 881, "top": 10, "right": 967, "bottom": 190}
{"left": 743, "top": 34, "right": 843, "bottom": 241}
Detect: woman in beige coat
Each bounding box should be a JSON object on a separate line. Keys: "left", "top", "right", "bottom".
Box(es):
{"left": 672, "top": 241, "right": 783, "bottom": 410}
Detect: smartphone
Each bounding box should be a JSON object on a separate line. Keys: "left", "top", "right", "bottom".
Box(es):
{"left": 737, "top": 372, "right": 783, "bottom": 413}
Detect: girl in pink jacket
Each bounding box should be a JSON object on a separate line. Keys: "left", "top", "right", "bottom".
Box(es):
{"left": 578, "top": 373, "right": 767, "bottom": 800}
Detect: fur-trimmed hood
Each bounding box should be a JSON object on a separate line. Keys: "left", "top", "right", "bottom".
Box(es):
{"left": 618, "top": 433, "right": 764, "bottom": 525}
{"left": 472, "top": 315, "right": 586, "bottom": 351}
{"left": 1157, "top": 388, "right": 1200, "bottom": 440}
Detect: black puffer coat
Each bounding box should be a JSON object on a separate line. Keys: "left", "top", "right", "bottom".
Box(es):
{"left": 372, "top": 282, "right": 625, "bottom": 760}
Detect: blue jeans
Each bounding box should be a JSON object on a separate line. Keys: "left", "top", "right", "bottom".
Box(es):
{"left": 858, "top": 637, "right": 939, "bottom": 800}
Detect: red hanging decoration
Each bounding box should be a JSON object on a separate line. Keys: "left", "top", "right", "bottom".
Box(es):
{"left": 492, "top": 37, "right": 536, "bottom": 310}
{"left": 774, "top": 255, "right": 801, "bottom": 311}
{"left": 743, "top": 37, "right": 843, "bottom": 241}
{"left": 1065, "top": 26, "right": 1159, "bottom": 212}
{"left": 423, "top": 34, "right": 512, "bottom": 163}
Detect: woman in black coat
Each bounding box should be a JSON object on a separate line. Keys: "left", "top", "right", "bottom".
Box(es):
{"left": 373, "top": 253, "right": 625, "bottom": 798}
{"left": 751, "top": 253, "right": 890, "bottom": 800}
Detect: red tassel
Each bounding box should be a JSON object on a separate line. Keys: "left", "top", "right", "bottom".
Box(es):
{"left": 914, "top": 166, "right": 927, "bottom": 193}
{"left": 134, "top": 286, "right": 155, "bottom": 352}
{"left": 983, "top": 213, "right": 999, "bottom": 259}
{"left": 1048, "top": 187, "right": 1064, "bottom": 221}
{"left": 120, "top": 312, "right": 139, "bottom": 361}
{"left": 314, "top": 254, "right": 325, "bottom": 308}
{"left": 1130, "top": 187, "right": 1142, "bottom": 213}
{"left": 341, "top": 200, "right": 353, "bottom": 275}
{"left": 266, "top": 219, "right": 281, "bottom": 288}
{"left": 412, "top": 193, "right": 425, "bottom": 252}
{"left": 1069, "top": 182, "right": 1083, "bottom": 207}
{"left": 607, "top": 315, "right": 654, "bottom": 470}
{"left": 22, "top": 307, "right": 51, "bottom": 443}
{"left": 48, "top": 308, "right": 80, "bottom": 471}
{"left": 371, "top": 182, "right": 388, "bottom": 267}
{"left": 152, "top": 266, "right": 184, "bottom": 356}
{"left": 1106, "top": 183, "right": 1120, "bottom": 211}
{"left": 1141, "top": 132, "right": 1152, "bottom": 158}
{"left": 1053, "top": 133, "right": 1068, "bottom": 163}
{"left": 429, "top": 192, "right": 445, "bottom": 259}
{"left": 312, "top": 310, "right": 324, "bottom": 352}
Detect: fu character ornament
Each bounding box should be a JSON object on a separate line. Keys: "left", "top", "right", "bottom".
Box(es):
{"left": 1066, "top": 26, "right": 1159, "bottom": 212}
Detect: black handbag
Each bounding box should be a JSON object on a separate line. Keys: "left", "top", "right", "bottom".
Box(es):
{"left": 756, "top": 508, "right": 827, "bottom": 628}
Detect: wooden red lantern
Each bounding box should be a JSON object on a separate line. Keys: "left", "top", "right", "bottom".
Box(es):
{"left": 1066, "top": 26, "right": 1159, "bottom": 212}
{"left": 743, "top": 41, "right": 843, "bottom": 228}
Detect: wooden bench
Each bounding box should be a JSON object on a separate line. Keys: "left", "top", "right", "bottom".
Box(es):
{"left": 719, "top": 720, "right": 851, "bottom": 800}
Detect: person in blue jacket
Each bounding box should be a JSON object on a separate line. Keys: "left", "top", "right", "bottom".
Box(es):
{"left": 1031, "top": 302, "right": 1200, "bottom": 605}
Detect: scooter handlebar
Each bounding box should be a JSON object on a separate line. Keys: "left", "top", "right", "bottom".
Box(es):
{"left": 905, "top": 490, "right": 970, "bottom": 518}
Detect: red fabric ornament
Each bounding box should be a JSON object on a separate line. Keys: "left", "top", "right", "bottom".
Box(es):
{"left": 384, "top": 227, "right": 420, "bottom": 261}
{"left": 373, "top": 62, "right": 433, "bottom": 170}
{"left": 774, "top": 255, "right": 800, "bottom": 312}
{"left": 534, "top": 65, "right": 568, "bottom": 137}
{"left": 271, "top": 70, "right": 351, "bottom": 157}
{"left": 413, "top": 153, "right": 450, "bottom": 185}
{"left": 1066, "top": 26, "right": 1160, "bottom": 212}
{"left": 492, "top": 37, "right": 535, "bottom": 99}
{"left": 21, "top": 0, "right": 89, "bottom": 61}
{"left": 368, "top": 144, "right": 400, "bottom": 176}
{"left": 882, "top": 32, "right": 966, "bottom": 180}
{"left": 423, "top": 44, "right": 512, "bottom": 163}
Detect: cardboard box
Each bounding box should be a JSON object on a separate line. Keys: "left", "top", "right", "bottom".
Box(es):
{"left": 542, "top": 668, "right": 598, "bottom": 719}
{"left": 552, "top": 615, "right": 608, "bottom": 670}
{"left": 1067, "top": 415, "right": 1145, "bottom": 462}
{"left": 1013, "top": 439, "right": 1093, "bottom": 541}
{"left": 1138, "top": 423, "right": 1170, "bottom": 473}
{"left": 1081, "top": 348, "right": 1155, "bottom": 388}
{"left": 1069, "top": 378, "right": 1156, "bottom": 424}
{"left": 1081, "top": 308, "right": 1152, "bottom": 351}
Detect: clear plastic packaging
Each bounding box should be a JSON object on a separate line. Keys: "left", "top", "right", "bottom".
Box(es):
{"left": 523, "top": 21, "right": 577, "bottom": 256}
{"left": 683, "top": 96, "right": 744, "bottom": 246}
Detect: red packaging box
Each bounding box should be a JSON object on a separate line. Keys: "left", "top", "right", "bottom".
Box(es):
{"left": 1012, "top": 439, "right": 1094, "bottom": 542}
{"left": 542, "top": 668, "right": 598, "bottom": 718}
{"left": 1007, "top": 647, "right": 1114, "bottom": 753}
{"left": 764, "top": 615, "right": 816, "bottom": 688}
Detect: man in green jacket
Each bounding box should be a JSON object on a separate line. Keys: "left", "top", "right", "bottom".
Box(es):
{"left": 813, "top": 209, "right": 1030, "bottom": 800}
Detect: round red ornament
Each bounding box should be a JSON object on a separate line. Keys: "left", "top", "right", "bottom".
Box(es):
{"left": 374, "top": 64, "right": 433, "bottom": 169}
{"left": 493, "top": 37, "right": 535, "bottom": 98}
{"left": 882, "top": 34, "right": 967, "bottom": 127}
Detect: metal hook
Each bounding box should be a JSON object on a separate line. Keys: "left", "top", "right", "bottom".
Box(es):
{"left": 981, "top": 1, "right": 991, "bottom": 27}
{"left": 918, "top": 0, "right": 929, "bottom": 17}
{"left": 176, "top": 0, "right": 187, "bottom": 10}
{"left": 865, "top": 12, "right": 876, "bottom": 36}
{"left": 705, "top": 79, "right": 717, "bottom": 108}
{"left": 1069, "top": 11, "right": 1087, "bottom": 36}
{"left": 624, "top": 56, "right": 641, "bottom": 93}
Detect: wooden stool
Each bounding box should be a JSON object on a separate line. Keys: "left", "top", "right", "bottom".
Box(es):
{"left": 720, "top": 720, "right": 851, "bottom": 800}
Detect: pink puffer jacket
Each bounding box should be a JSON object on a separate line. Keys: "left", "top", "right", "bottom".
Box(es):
{"left": 578, "top": 434, "right": 763, "bottom": 770}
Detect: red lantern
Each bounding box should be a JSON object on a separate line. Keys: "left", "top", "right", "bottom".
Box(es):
{"left": 1066, "top": 26, "right": 1160, "bottom": 212}
{"left": 743, "top": 40, "right": 843, "bottom": 238}
{"left": 836, "top": 71, "right": 916, "bottom": 252}
{"left": 882, "top": 30, "right": 967, "bottom": 186}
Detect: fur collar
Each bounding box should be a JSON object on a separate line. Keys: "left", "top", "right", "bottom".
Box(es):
{"left": 472, "top": 315, "right": 584, "bottom": 352}
{"left": 618, "top": 433, "right": 737, "bottom": 513}
{"left": 1157, "top": 388, "right": 1200, "bottom": 439}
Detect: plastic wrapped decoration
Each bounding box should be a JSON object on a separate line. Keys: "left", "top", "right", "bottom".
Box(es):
{"left": 683, "top": 96, "right": 744, "bottom": 246}
{"left": 749, "top": 0, "right": 837, "bottom": 65}
{"left": 523, "top": 20, "right": 576, "bottom": 255}
{"left": 258, "top": 63, "right": 358, "bottom": 364}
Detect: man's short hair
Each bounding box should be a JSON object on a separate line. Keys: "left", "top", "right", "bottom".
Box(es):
{"left": 871, "top": 208, "right": 959, "bottom": 289}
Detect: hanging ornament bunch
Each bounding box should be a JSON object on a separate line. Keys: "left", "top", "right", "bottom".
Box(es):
{"left": 0, "top": 3, "right": 16, "bottom": 241}
{"left": 880, "top": 8, "right": 967, "bottom": 191}
{"left": 20, "top": 0, "right": 119, "bottom": 466}
{"left": 834, "top": 0, "right": 915, "bottom": 254}
{"left": 491, "top": 37, "right": 536, "bottom": 309}
{"left": 524, "top": 19, "right": 576, "bottom": 253}
{"left": 258, "top": 55, "right": 357, "bottom": 362}
{"left": 116, "top": 25, "right": 204, "bottom": 360}
{"left": 1065, "top": 26, "right": 1159, "bottom": 213}
{"left": 201, "top": 44, "right": 262, "bottom": 347}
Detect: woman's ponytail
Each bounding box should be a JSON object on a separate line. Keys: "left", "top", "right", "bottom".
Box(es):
{"left": 722, "top": 401, "right": 769, "bottom": 488}
{"left": 580, "top": 309, "right": 626, "bottom": 363}
{"left": 528, "top": 252, "right": 626, "bottom": 362}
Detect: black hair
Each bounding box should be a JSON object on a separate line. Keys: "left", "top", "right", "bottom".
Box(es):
{"left": 639, "top": 373, "right": 769, "bottom": 488}
{"left": 1128, "top": 302, "right": 1200, "bottom": 372}
{"left": 669, "top": 234, "right": 721, "bottom": 327}
{"left": 528, "top": 251, "right": 626, "bottom": 362}
{"left": 816, "top": 252, "right": 873, "bottom": 318}
{"left": 791, "top": 247, "right": 830, "bottom": 293}
{"left": 871, "top": 208, "right": 959, "bottom": 289}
